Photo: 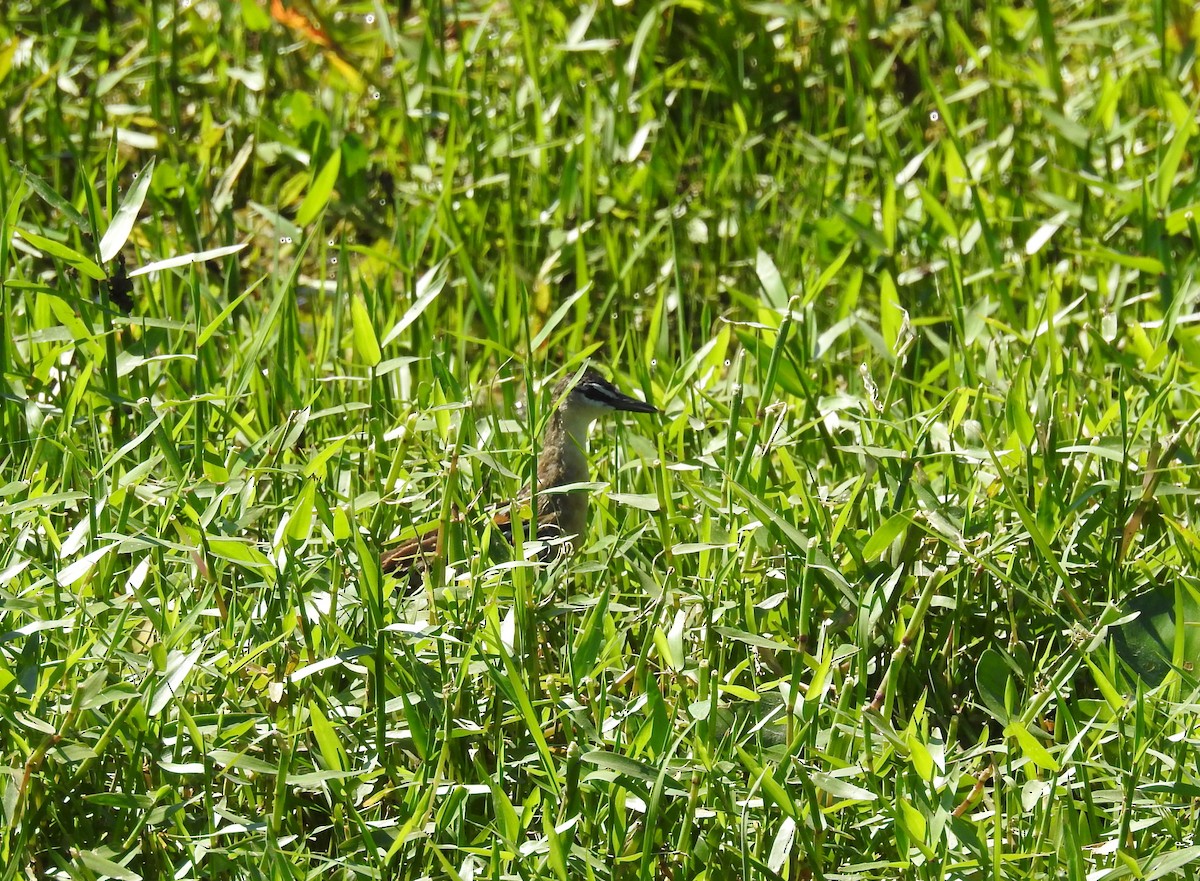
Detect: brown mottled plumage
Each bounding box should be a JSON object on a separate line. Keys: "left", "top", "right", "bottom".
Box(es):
{"left": 382, "top": 368, "right": 657, "bottom": 580}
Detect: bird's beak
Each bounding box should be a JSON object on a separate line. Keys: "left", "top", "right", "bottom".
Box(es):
{"left": 610, "top": 390, "right": 659, "bottom": 415}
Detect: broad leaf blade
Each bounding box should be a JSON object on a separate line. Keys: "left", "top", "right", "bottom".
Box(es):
{"left": 100, "top": 159, "right": 155, "bottom": 261}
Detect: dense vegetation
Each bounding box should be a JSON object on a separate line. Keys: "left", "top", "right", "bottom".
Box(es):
{"left": 3, "top": 0, "right": 1200, "bottom": 877}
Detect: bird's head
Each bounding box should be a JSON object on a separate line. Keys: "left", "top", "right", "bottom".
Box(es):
{"left": 552, "top": 367, "right": 658, "bottom": 423}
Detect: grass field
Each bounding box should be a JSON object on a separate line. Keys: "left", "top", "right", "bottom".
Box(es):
{"left": 3, "top": 0, "right": 1200, "bottom": 878}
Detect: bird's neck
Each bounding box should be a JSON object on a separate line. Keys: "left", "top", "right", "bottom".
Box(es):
{"left": 536, "top": 409, "right": 591, "bottom": 491}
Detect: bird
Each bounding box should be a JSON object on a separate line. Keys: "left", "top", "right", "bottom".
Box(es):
{"left": 381, "top": 367, "right": 659, "bottom": 581}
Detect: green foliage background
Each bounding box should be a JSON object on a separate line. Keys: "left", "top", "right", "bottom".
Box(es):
{"left": 2, "top": 0, "right": 1200, "bottom": 878}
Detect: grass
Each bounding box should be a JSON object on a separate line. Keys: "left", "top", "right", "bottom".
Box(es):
{"left": 3, "top": 0, "right": 1200, "bottom": 877}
